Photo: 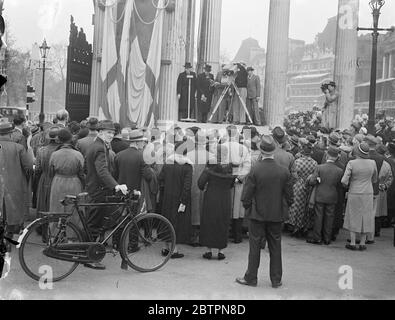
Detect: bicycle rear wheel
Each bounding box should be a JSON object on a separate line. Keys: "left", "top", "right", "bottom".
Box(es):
{"left": 18, "top": 217, "right": 83, "bottom": 282}
{"left": 120, "top": 213, "right": 176, "bottom": 273}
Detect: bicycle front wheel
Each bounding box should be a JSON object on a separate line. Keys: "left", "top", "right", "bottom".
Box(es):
{"left": 18, "top": 217, "right": 83, "bottom": 282}
{"left": 120, "top": 213, "right": 176, "bottom": 273}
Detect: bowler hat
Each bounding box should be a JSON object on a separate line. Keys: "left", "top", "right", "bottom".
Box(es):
{"left": 184, "top": 62, "right": 193, "bottom": 69}
{"left": 272, "top": 127, "right": 286, "bottom": 144}
{"left": 260, "top": 135, "right": 276, "bottom": 155}
{"left": 327, "top": 146, "right": 340, "bottom": 158}
{"left": 354, "top": 142, "right": 370, "bottom": 159}
{"left": 247, "top": 66, "right": 255, "bottom": 72}
{"left": 364, "top": 135, "right": 378, "bottom": 147}
{"left": 58, "top": 129, "right": 73, "bottom": 144}
{"left": 98, "top": 120, "right": 116, "bottom": 132}
{"left": 87, "top": 118, "right": 99, "bottom": 130}
{"left": 46, "top": 126, "right": 61, "bottom": 141}
{"left": 290, "top": 135, "right": 299, "bottom": 146}
{"left": 0, "top": 121, "right": 14, "bottom": 135}
{"left": 328, "top": 132, "right": 342, "bottom": 146}
{"left": 129, "top": 130, "right": 147, "bottom": 142}
{"left": 204, "top": 64, "right": 212, "bottom": 72}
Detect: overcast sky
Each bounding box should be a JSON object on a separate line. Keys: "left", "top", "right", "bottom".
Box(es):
{"left": 5, "top": 0, "right": 395, "bottom": 58}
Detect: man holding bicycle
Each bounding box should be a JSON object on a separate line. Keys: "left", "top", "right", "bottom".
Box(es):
{"left": 85, "top": 120, "right": 128, "bottom": 270}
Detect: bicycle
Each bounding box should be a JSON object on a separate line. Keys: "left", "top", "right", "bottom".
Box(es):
{"left": 18, "top": 190, "right": 176, "bottom": 282}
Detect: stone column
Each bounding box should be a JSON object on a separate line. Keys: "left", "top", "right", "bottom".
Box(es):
{"left": 89, "top": 0, "right": 105, "bottom": 118}
{"left": 382, "top": 55, "right": 387, "bottom": 79}
{"left": 157, "top": 0, "right": 188, "bottom": 124}
{"left": 185, "top": 0, "right": 196, "bottom": 64}
{"left": 197, "top": 0, "right": 222, "bottom": 75}
{"left": 263, "top": 0, "right": 290, "bottom": 128}
{"left": 334, "top": 0, "right": 359, "bottom": 129}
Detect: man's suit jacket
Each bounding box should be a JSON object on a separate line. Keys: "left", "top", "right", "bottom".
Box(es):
{"left": 114, "top": 147, "right": 152, "bottom": 192}
{"left": 242, "top": 159, "right": 293, "bottom": 223}
{"left": 247, "top": 74, "right": 261, "bottom": 99}
{"left": 85, "top": 137, "right": 118, "bottom": 200}
{"left": 309, "top": 162, "right": 344, "bottom": 204}
{"left": 76, "top": 132, "right": 97, "bottom": 158}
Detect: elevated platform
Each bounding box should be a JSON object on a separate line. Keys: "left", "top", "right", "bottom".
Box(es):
{"left": 157, "top": 120, "right": 271, "bottom": 135}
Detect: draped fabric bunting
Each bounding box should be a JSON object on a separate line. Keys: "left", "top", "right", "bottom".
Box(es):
{"left": 99, "top": 0, "right": 164, "bottom": 128}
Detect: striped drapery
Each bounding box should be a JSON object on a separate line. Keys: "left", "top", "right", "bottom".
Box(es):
{"left": 99, "top": 0, "right": 164, "bottom": 128}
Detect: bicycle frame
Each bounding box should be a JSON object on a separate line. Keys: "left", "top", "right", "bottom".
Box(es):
{"left": 67, "top": 197, "right": 147, "bottom": 245}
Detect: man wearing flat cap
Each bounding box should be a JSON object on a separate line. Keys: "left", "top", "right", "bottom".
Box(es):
{"left": 76, "top": 117, "right": 99, "bottom": 158}
{"left": 246, "top": 67, "right": 262, "bottom": 126}
{"left": 197, "top": 64, "right": 214, "bottom": 123}
{"left": 177, "top": 62, "right": 197, "bottom": 120}
{"left": 85, "top": 120, "right": 128, "bottom": 270}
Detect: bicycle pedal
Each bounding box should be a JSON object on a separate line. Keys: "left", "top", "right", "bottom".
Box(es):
{"left": 121, "top": 260, "right": 128, "bottom": 270}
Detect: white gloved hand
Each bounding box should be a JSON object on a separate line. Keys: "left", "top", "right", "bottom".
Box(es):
{"left": 115, "top": 184, "right": 128, "bottom": 195}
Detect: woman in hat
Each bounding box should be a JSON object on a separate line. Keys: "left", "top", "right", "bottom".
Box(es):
{"left": 49, "top": 129, "right": 85, "bottom": 220}
{"left": 35, "top": 126, "right": 62, "bottom": 216}
{"left": 198, "top": 144, "right": 235, "bottom": 260}
{"left": 341, "top": 143, "right": 378, "bottom": 251}
{"left": 287, "top": 141, "right": 318, "bottom": 237}
{"left": 159, "top": 141, "right": 194, "bottom": 258}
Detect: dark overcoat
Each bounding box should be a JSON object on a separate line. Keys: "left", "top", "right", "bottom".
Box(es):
{"left": 159, "top": 156, "right": 193, "bottom": 245}
{"left": 0, "top": 136, "right": 33, "bottom": 227}
{"left": 242, "top": 159, "right": 293, "bottom": 222}
{"left": 197, "top": 72, "right": 214, "bottom": 114}
{"left": 198, "top": 165, "right": 235, "bottom": 250}
{"left": 177, "top": 71, "right": 197, "bottom": 114}
{"left": 85, "top": 137, "right": 118, "bottom": 200}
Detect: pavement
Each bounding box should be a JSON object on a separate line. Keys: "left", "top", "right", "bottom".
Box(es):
{"left": 1, "top": 228, "right": 394, "bottom": 300}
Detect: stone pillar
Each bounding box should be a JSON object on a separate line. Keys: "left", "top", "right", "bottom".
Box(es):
{"left": 334, "top": 0, "right": 359, "bottom": 129}
{"left": 197, "top": 0, "right": 222, "bottom": 75}
{"left": 382, "top": 55, "right": 387, "bottom": 79}
{"left": 263, "top": 0, "right": 290, "bottom": 128}
{"left": 157, "top": 0, "right": 188, "bottom": 124}
{"left": 185, "top": 0, "right": 196, "bottom": 64}
{"left": 89, "top": 0, "right": 105, "bottom": 118}
{"left": 389, "top": 53, "right": 393, "bottom": 78}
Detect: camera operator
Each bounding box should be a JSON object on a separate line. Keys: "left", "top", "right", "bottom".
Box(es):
{"left": 232, "top": 62, "right": 248, "bottom": 125}
{"left": 208, "top": 64, "right": 233, "bottom": 124}
{"left": 321, "top": 81, "right": 338, "bottom": 130}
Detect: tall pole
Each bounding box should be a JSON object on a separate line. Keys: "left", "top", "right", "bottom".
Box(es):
{"left": 40, "top": 57, "right": 46, "bottom": 124}
{"left": 358, "top": 1, "right": 393, "bottom": 134}
{"left": 367, "top": 9, "right": 380, "bottom": 134}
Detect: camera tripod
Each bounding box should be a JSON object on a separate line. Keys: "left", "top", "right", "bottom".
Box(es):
{"left": 208, "top": 80, "right": 253, "bottom": 124}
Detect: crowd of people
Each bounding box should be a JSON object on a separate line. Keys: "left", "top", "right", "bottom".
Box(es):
{"left": 0, "top": 107, "right": 394, "bottom": 287}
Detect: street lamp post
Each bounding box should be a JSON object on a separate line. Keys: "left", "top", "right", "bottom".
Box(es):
{"left": 39, "top": 39, "right": 50, "bottom": 124}
{"left": 357, "top": 0, "right": 394, "bottom": 134}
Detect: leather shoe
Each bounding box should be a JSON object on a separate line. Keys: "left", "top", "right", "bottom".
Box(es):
{"left": 359, "top": 245, "right": 367, "bottom": 251}
{"left": 218, "top": 253, "right": 226, "bottom": 261}
{"left": 366, "top": 240, "right": 375, "bottom": 245}
{"left": 345, "top": 244, "right": 358, "bottom": 251}
{"left": 272, "top": 282, "right": 283, "bottom": 289}
{"left": 347, "top": 239, "right": 361, "bottom": 245}
{"left": 84, "top": 262, "right": 106, "bottom": 270}
{"left": 171, "top": 252, "right": 184, "bottom": 259}
{"left": 323, "top": 241, "right": 331, "bottom": 246}
{"left": 235, "top": 277, "right": 257, "bottom": 287}
{"left": 203, "top": 252, "right": 212, "bottom": 260}
{"left": 306, "top": 239, "right": 322, "bottom": 245}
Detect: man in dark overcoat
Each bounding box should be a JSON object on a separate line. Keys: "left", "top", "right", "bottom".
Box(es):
{"left": 196, "top": 64, "right": 214, "bottom": 123}
{"left": 0, "top": 121, "right": 33, "bottom": 236}
{"left": 177, "top": 62, "right": 197, "bottom": 120}
{"left": 85, "top": 120, "right": 127, "bottom": 270}
{"left": 237, "top": 136, "right": 293, "bottom": 288}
